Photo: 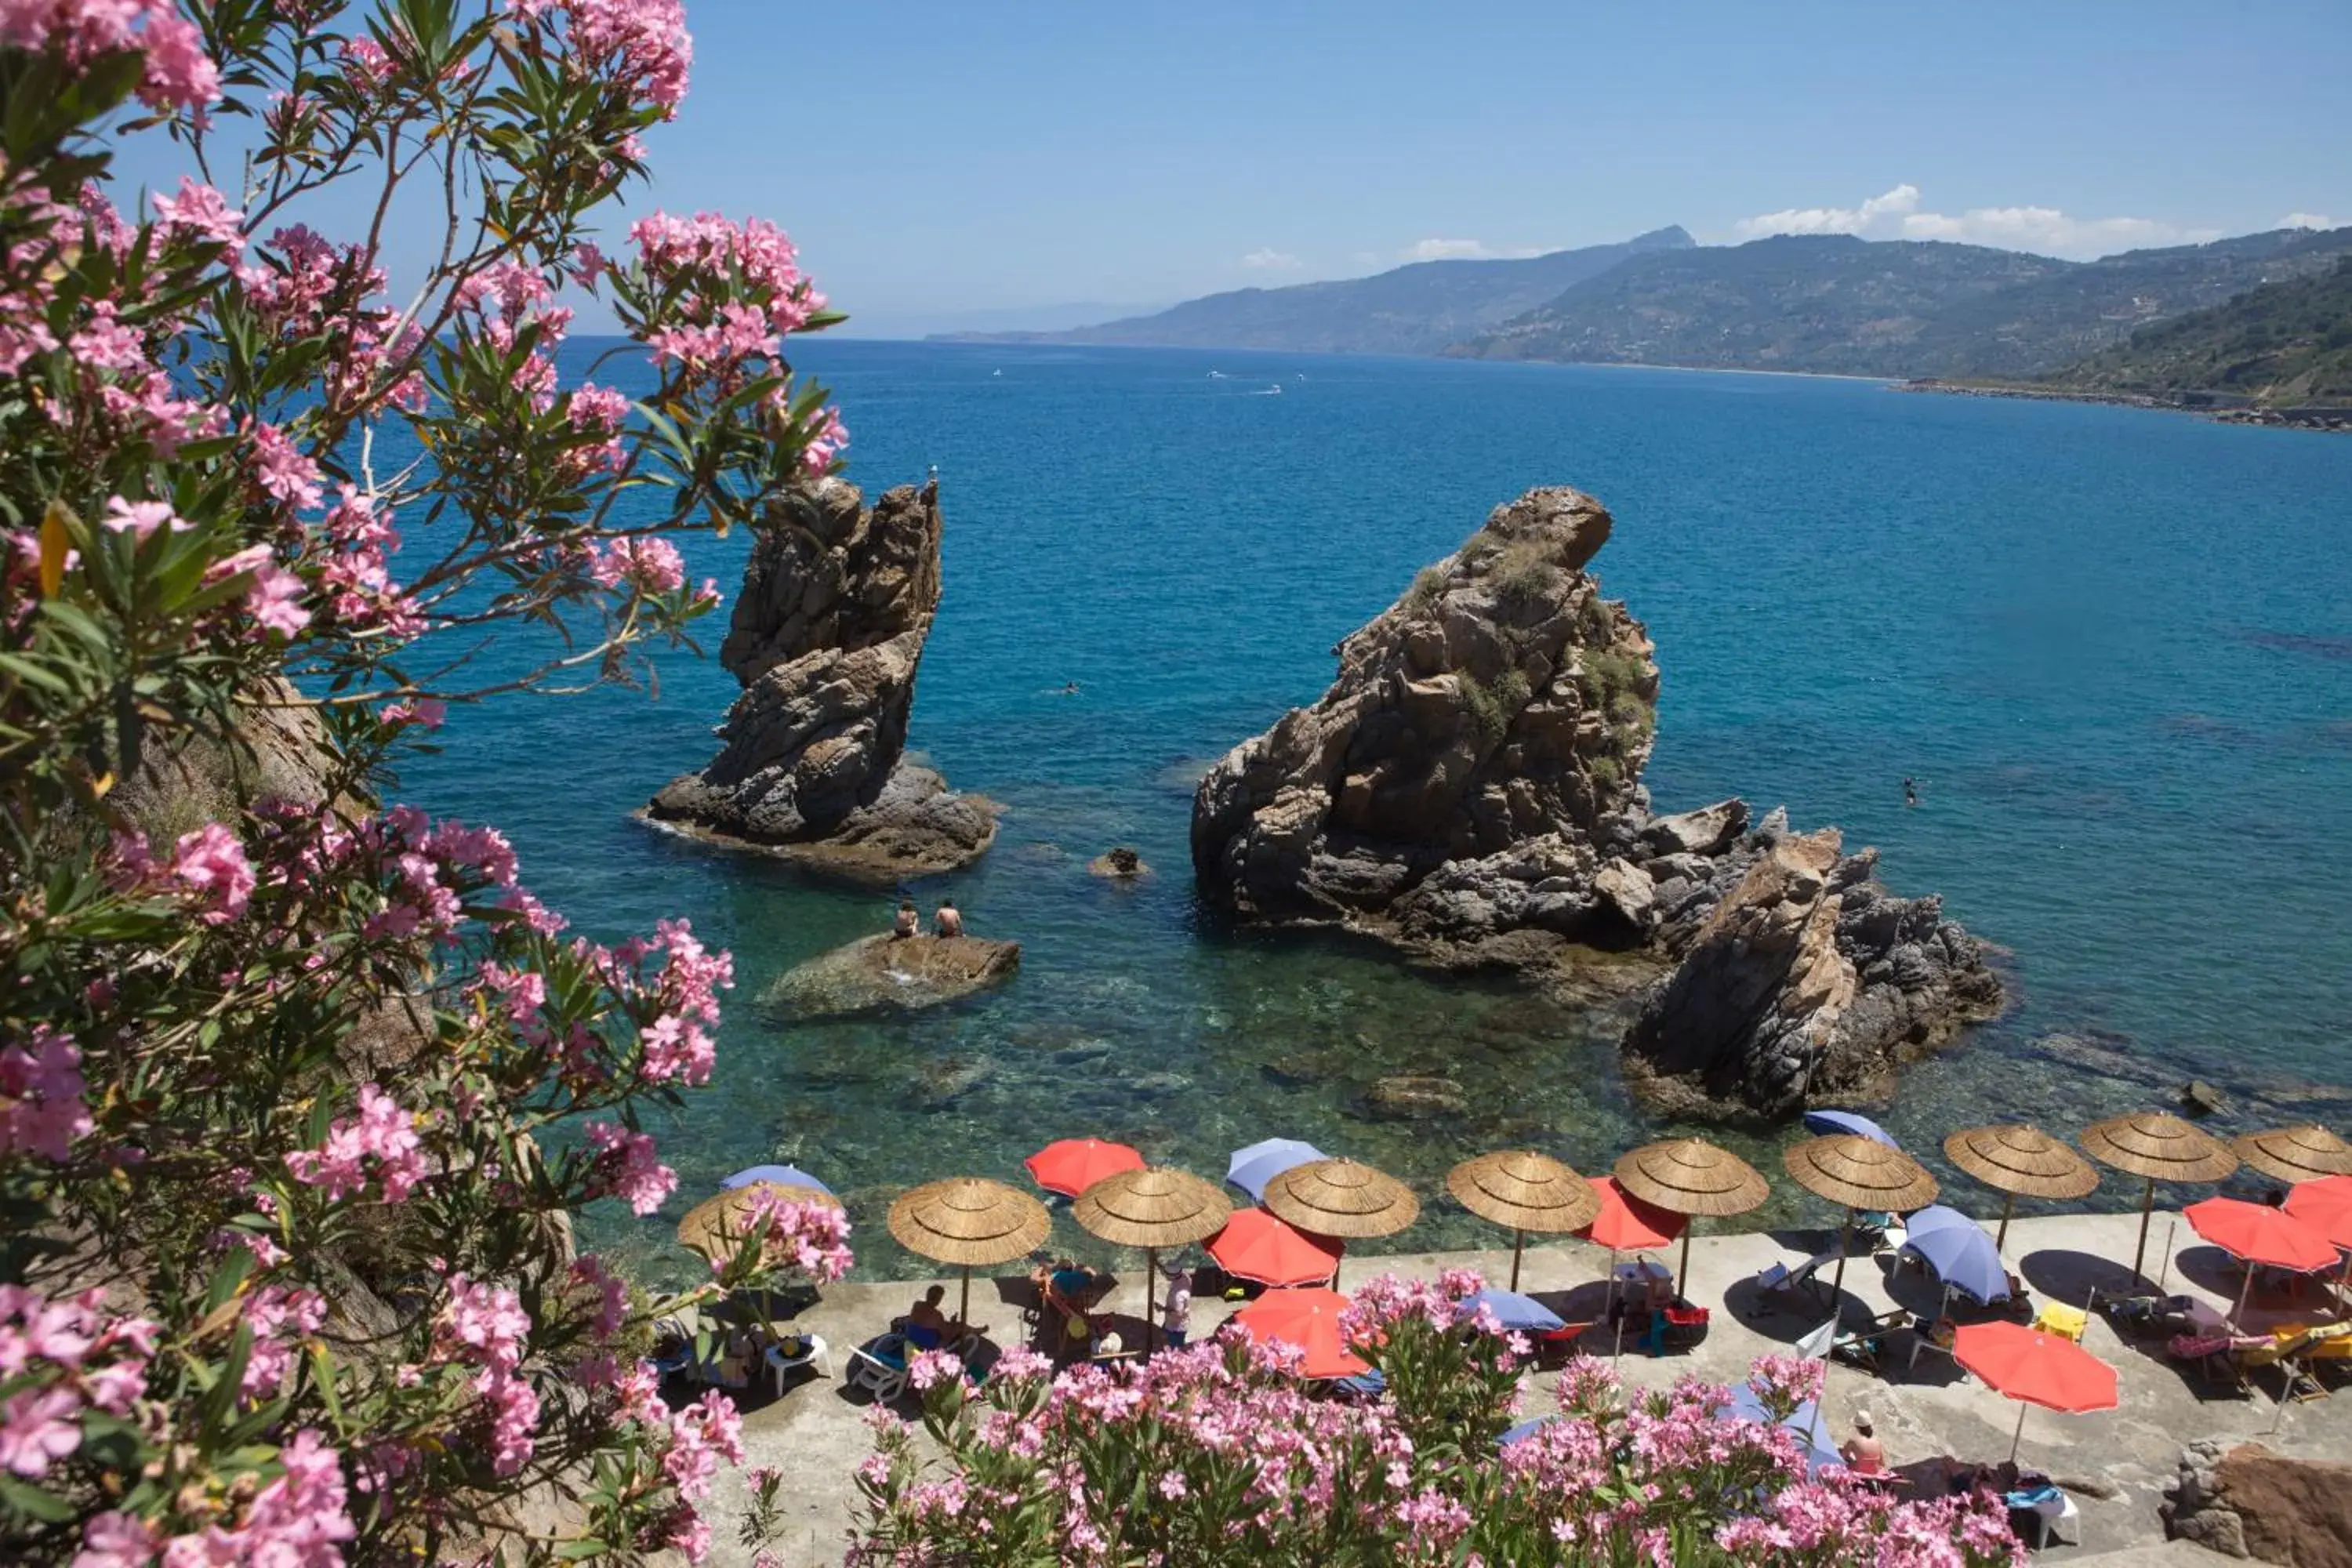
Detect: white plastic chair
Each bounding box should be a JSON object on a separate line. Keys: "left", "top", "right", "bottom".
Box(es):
{"left": 846, "top": 1333, "right": 911, "bottom": 1403}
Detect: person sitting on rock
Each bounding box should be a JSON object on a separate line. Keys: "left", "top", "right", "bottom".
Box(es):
{"left": 891, "top": 898, "right": 919, "bottom": 940}
{"left": 933, "top": 898, "right": 964, "bottom": 938}
{"left": 1840, "top": 1411, "right": 1889, "bottom": 1478}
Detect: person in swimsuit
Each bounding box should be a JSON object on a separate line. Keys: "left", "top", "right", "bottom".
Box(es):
{"left": 1841, "top": 1410, "right": 1888, "bottom": 1475}
{"left": 933, "top": 898, "right": 964, "bottom": 938}
{"left": 891, "top": 898, "right": 918, "bottom": 939}
{"left": 1903, "top": 777, "right": 1918, "bottom": 808}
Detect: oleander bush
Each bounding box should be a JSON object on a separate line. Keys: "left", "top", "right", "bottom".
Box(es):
{"left": 847, "top": 1271, "right": 2024, "bottom": 1567}
{"left": 0, "top": 2, "right": 854, "bottom": 1562}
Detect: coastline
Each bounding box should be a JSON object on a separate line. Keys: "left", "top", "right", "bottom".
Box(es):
{"left": 1898, "top": 379, "right": 2352, "bottom": 433}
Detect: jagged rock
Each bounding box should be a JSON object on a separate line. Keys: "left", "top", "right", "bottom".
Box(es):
{"left": 1089, "top": 847, "right": 1151, "bottom": 880}
{"left": 1365, "top": 1075, "right": 1469, "bottom": 1118}
{"left": 644, "top": 478, "right": 998, "bottom": 880}
{"left": 760, "top": 934, "right": 1019, "bottom": 1021}
{"left": 1191, "top": 484, "right": 2002, "bottom": 1121}
{"left": 1192, "top": 487, "right": 1657, "bottom": 930}
{"left": 1642, "top": 799, "right": 1748, "bottom": 856}
{"left": 2165, "top": 1442, "right": 2352, "bottom": 1566}
{"left": 2181, "top": 1079, "right": 2228, "bottom": 1117}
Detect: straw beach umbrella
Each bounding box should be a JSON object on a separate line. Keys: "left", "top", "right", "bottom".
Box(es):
{"left": 1944, "top": 1124, "right": 2101, "bottom": 1251}
{"left": 1264, "top": 1158, "right": 1419, "bottom": 1288}
{"left": 1614, "top": 1138, "right": 1770, "bottom": 1300}
{"left": 2078, "top": 1112, "right": 2238, "bottom": 1284}
{"left": 677, "top": 1179, "right": 843, "bottom": 1264}
{"left": 2231, "top": 1125, "right": 2352, "bottom": 1185}
{"left": 887, "top": 1178, "right": 1052, "bottom": 1328}
{"left": 1783, "top": 1134, "right": 1939, "bottom": 1311}
{"left": 1446, "top": 1151, "right": 1601, "bottom": 1291}
{"left": 1073, "top": 1167, "right": 1232, "bottom": 1352}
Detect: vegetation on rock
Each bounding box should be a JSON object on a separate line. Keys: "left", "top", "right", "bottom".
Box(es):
{"left": 2038, "top": 256, "right": 2352, "bottom": 408}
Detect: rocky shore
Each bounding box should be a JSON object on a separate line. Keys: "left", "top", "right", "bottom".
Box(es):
{"left": 643, "top": 478, "right": 1000, "bottom": 880}
{"left": 1899, "top": 379, "right": 2352, "bottom": 433}
{"left": 1191, "top": 485, "right": 2002, "bottom": 1120}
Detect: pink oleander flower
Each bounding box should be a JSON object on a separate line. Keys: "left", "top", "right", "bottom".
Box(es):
{"left": 284, "top": 1083, "right": 427, "bottom": 1203}
{"left": 590, "top": 535, "right": 687, "bottom": 595}
{"left": 244, "top": 420, "right": 323, "bottom": 510}
{"left": 238, "top": 1286, "right": 327, "bottom": 1400}
{"left": 73, "top": 1510, "right": 158, "bottom": 1568}
{"left": 0, "top": 1024, "right": 92, "bottom": 1160}
{"left": 169, "top": 822, "right": 255, "bottom": 924}
{"left": 151, "top": 176, "right": 242, "bottom": 256}
{"left": 583, "top": 1121, "right": 675, "bottom": 1215}
{"left": 102, "top": 495, "right": 188, "bottom": 538}
{"left": 437, "top": 1275, "right": 531, "bottom": 1372}
{"left": 0, "top": 1385, "right": 83, "bottom": 1477}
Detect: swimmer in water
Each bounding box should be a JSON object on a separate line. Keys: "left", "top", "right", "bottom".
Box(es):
{"left": 1903, "top": 777, "right": 1918, "bottom": 808}
{"left": 1060, "top": 681, "right": 1080, "bottom": 695}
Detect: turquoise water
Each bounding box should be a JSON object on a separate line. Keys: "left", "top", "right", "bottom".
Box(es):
{"left": 405, "top": 341, "right": 2352, "bottom": 1286}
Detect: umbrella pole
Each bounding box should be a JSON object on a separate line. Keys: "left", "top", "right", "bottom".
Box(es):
{"left": 2132, "top": 1177, "right": 2155, "bottom": 1283}
{"left": 1677, "top": 1228, "right": 1694, "bottom": 1304}
{"left": 1830, "top": 1210, "right": 1853, "bottom": 1323}
{"left": 1511, "top": 1229, "right": 1526, "bottom": 1294}
{"left": 1144, "top": 1247, "right": 1159, "bottom": 1356}
{"left": 2235, "top": 1262, "right": 2255, "bottom": 1327}
{"left": 960, "top": 1265, "right": 972, "bottom": 1332}
{"left": 1998, "top": 1192, "right": 2016, "bottom": 1254}
{"left": 2008, "top": 1400, "right": 2029, "bottom": 1465}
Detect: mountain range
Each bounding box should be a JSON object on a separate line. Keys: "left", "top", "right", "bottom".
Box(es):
{"left": 945, "top": 224, "right": 2352, "bottom": 392}
{"left": 942, "top": 227, "right": 1696, "bottom": 357}
{"left": 2033, "top": 254, "right": 2352, "bottom": 408}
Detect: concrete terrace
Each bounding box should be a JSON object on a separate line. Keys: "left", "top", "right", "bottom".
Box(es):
{"left": 702, "top": 1210, "right": 2350, "bottom": 1567}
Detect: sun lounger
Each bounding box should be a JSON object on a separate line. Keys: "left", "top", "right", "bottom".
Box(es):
{"left": 847, "top": 1331, "right": 913, "bottom": 1403}
{"left": 2033, "top": 1302, "right": 2089, "bottom": 1342}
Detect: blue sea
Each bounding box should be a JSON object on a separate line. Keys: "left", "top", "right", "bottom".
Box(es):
{"left": 405, "top": 340, "right": 2352, "bottom": 1283}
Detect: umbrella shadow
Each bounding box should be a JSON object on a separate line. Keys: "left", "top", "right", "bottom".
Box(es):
{"left": 1534, "top": 1280, "right": 1619, "bottom": 1325}
{"left": 1720, "top": 1274, "right": 1872, "bottom": 1341}
{"left": 2017, "top": 1248, "right": 2142, "bottom": 1307}
{"left": 2169, "top": 1244, "right": 2252, "bottom": 1299}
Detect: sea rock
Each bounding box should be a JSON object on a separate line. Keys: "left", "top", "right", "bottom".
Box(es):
{"left": 760, "top": 934, "right": 1019, "bottom": 1021}
{"left": 2181, "top": 1079, "right": 2228, "bottom": 1117}
{"left": 1364, "top": 1075, "right": 1469, "bottom": 1119}
{"left": 644, "top": 478, "right": 998, "bottom": 880}
{"left": 1193, "top": 487, "right": 1657, "bottom": 931}
{"left": 2165, "top": 1441, "right": 2352, "bottom": 1566}
{"left": 1089, "top": 847, "right": 1152, "bottom": 880}
{"left": 1190, "top": 483, "right": 2002, "bottom": 1120}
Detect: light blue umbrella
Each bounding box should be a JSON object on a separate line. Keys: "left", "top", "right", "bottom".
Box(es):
{"left": 1902, "top": 1203, "right": 1976, "bottom": 1237}
{"left": 1497, "top": 1415, "right": 1553, "bottom": 1447}
{"left": 720, "top": 1163, "right": 833, "bottom": 1196}
{"left": 1724, "top": 1386, "right": 1843, "bottom": 1475}
{"left": 1802, "top": 1109, "right": 1897, "bottom": 1148}
{"left": 1465, "top": 1287, "right": 1566, "bottom": 1334}
{"left": 1226, "top": 1139, "right": 1324, "bottom": 1202}
{"left": 1900, "top": 1218, "right": 2010, "bottom": 1304}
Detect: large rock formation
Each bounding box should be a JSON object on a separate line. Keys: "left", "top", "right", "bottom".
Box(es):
{"left": 761, "top": 934, "right": 1021, "bottom": 1021}
{"left": 2166, "top": 1441, "right": 2352, "bottom": 1566}
{"left": 1191, "top": 485, "right": 2001, "bottom": 1120}
{"left": 644, "top": 477, "right": 997, "bottom": 880}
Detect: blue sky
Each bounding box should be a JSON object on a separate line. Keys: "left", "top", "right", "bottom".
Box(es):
{"left": 109, "top": 0, "right": 2352, "bottom": 335}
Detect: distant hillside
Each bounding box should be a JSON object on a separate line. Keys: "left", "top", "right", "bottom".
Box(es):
{"left": 2036, "top": 255, "right": 2352, "bottom": 407}
{"left": 942, "top": 227, "right": 1696, "bottom": 356}
{"left": 1451, "top": 227, "right": 2352, "bottom": 379}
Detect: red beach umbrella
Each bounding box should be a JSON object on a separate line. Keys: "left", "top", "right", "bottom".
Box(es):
{"left": 2284, "top": 1174, "right": 2352, "bottom": 1248}
{"left": 1207, "top": 1208, "right": 1342, "bottom": 1288}
{"left": 1952, "top": 1321, "right": 2119, "bottom": 1462}
{"left": 1232, "top": 1287, "right": 1367, "bottom": 1380}
{"left": 1580, "top": 1176, "right": 1684, "bottom": 1253}
{"left": 1025, "top": 1138, "right": 1145, "bottom": 1199}
{"left": 2184, "top": 1197, "right": 2339, "bottom": 1273}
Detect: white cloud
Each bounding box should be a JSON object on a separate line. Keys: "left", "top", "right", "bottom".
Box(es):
{"left": 1733, "top": 183, "right": 2212, "bottom": 259}
{"left": 1402, "top": 238, "right": 1491, "bottom": 261}
{"left": 2282, "top": 212, "right": 2345, "bottom": 231}
{"left": 1241, "top": 248, "right": 1301, "bottom": 270}
{"left": 1734, "top": 183, "right": 1921, "bottom": 238}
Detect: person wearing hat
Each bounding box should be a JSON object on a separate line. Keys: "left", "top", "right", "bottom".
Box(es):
{"left": 1841, "top": 1410, "right": 1888, "bottom": 1477}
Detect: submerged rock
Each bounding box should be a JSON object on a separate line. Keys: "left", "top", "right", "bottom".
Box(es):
{"left": 1364, "top": 1075, "right": 1469, "bottom": 1119}
{"left": 1190, "top": 484, "right": 2002, "bottom": 1120}
{"left": 1088, "top": 846, "right": 1151, "bottom": 880}
{"left": 644, "top": 478, "right": 998, "bottom": 880}
{"left": 761, "top": 934, "right": 1019, "bottom": 1021}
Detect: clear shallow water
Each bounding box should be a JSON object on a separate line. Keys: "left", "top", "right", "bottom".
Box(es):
{"left": 404, "top": 342, "right": 2352, "bottom": 1287}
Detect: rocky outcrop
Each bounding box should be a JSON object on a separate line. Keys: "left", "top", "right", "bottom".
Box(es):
{"left": 760, "top": 934, "right": 1021, "bottom": 1021}
{"left": 1192, "top": 487, "right": 1658, "bottom": 942}
{"left": 1190, "top": 485, "right": 2001, "bottom": 1120}
{"left": 644, "top": 478, "right": 997, "bottom": 880}
{"left": 1620, "top": 824, "right": 2002, "bottom": 1118}
{"left": 2166, "top": 1441, "right": 2352, "bottom": 1566}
